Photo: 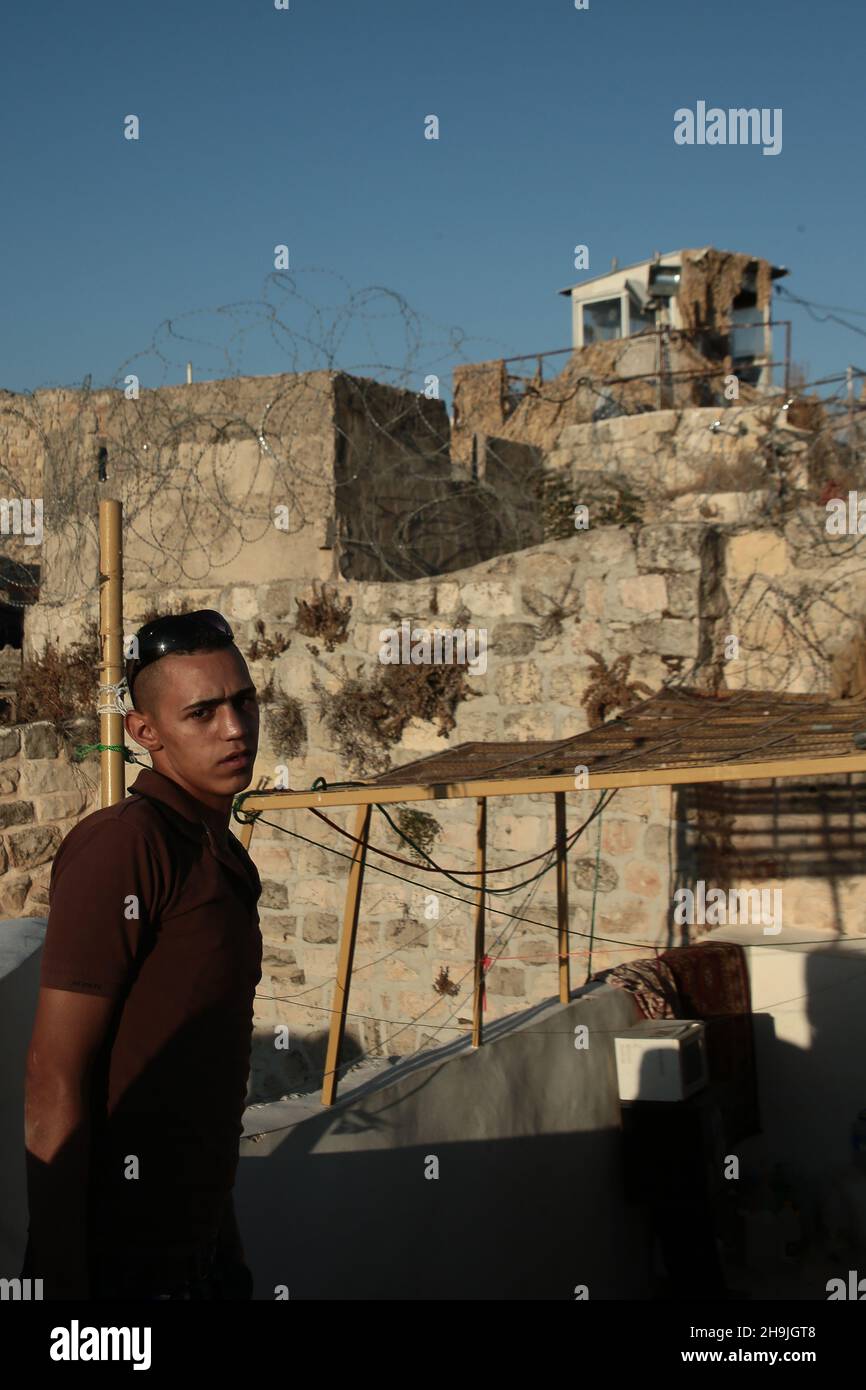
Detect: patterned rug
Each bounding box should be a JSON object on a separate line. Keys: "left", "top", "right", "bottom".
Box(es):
{"left": 596, "top": 941, "right": 760, "bottom": 1144}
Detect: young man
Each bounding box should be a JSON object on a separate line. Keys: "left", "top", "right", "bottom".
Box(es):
{"left": 21, "top": 610, "right": 263, "bottom": 1300}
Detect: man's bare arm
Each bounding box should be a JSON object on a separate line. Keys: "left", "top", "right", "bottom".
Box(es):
{"left": 24, "top": 987, "right": 118, "bottom": 1299}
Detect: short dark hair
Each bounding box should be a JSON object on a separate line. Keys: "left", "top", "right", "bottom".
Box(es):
{"left": 126, "top": 610, "right": 236, "bottom": 712}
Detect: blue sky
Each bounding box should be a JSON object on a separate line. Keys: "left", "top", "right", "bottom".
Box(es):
{"left": 2, "top": 0, "right": 863, "bottom": 401}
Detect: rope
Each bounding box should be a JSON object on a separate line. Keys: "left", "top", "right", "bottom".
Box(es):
{"left": 72, "top": 742, "right": 144, "bottom": 764}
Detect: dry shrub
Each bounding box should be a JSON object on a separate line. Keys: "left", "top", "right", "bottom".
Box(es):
{"left": 267, "top": 693, "right": 307, "bottom": 759}
{"left": 247, "top": 618, "right": 291, "bottom": 661}
{"left": 581, "top": 651, "right": 654, "bottom": 727}
{"left": 808, "top": 429, "right": 860, "bottom": 497}
{"left": 15, "top": 622, "right": 101, "bottom": 733}
{"left": 295, "top": 581, "right": 352, "bottom": 651}
{"left": 315, "top": 658, "right": 480, "bottom": 776}
{"left": 433, "top": 965, "right": 460, "bottom": 998}
{"left": 391, "top": 805, "right": 442, "bottom": 863}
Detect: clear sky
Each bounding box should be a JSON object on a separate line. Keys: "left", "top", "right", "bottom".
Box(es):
{"left": 2, "top": 0, "right": 863, "bottom": 401}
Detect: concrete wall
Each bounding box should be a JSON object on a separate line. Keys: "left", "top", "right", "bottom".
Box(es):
{"left": 6, "top": 914, "right": 866, "bottom": 1295}
{"left": 0, "top": 918, "right": 48, "bottom": 1273}
{"left": 0, "top": 913, "right": 650, "bottom": 1298}
{"left": 236, "top": 979, "right": 650, "bottom": 1298}
{"left": 706, "top": 925, "right": 866, "bottom": 1187}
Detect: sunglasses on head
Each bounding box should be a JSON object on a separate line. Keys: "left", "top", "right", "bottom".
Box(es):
{"left": 125, "top": 609, "right": 234, "bottom": 699}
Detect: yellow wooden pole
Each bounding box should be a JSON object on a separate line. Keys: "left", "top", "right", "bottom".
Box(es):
{"left": 98, "top": 500, "right": 125, "bottom": 808}
{"left": 471, "top": 796, "right": 487, "bottom": 1048}
{"left": 554, "top": 791, "right": 571, "bottom": 1003}
{"left": 322, "top": 801, "right": 372, "bottom": 1106}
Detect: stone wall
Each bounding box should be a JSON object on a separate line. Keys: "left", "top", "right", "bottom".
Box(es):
{"left": 546, "top": 405, "right": 811, "bottom": 524}
{"left": 450, "top": 334, "right": 767, "bottom": 466}
{"left": 0, "top": 526, "right": 709, "bottom": 1083}
{"left": 6, "top": 512, "right": 866, "bottom": 1094}
{"left": 0, "top": 722, "right": 97, "bottom": 919}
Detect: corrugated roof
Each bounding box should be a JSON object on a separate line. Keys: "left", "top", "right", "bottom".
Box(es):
{"left": 366, "top": 688, "right": 866, "bottom": 788}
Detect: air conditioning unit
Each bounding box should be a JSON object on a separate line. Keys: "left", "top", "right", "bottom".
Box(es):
{"left": 614, "top": 1019, "right": 708, "bottom": 1103}
{"left": 648, "top": 263, "right": 681, "bottom": 298}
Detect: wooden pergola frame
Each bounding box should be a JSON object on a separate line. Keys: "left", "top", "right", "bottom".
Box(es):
{"left": 235, "top": 747, "right": 866, "bottom": 1106}
{"left": 94, "top": 501, "right": 866, "bottom": 1108}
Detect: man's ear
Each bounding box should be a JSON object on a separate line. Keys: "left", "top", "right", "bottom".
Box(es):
{"left": 124, "top": 707, "right": 161, "bottom": 754}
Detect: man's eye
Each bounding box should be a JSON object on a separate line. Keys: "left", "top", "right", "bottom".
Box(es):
{"left": 191, "top": 708, "right": 211, "bottom": 719}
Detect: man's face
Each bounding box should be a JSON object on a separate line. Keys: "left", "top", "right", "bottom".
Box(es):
{"left": 125, "top": 645, "right": 260, "bottom": 807}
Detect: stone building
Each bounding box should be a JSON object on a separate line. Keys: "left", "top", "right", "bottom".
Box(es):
{"left": 1, "top": 339, "right": 864, "bottom": 1093}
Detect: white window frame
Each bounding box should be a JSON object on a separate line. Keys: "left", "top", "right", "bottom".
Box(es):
{"left": 578, "top": 292, "right": 628, "bottom": 350}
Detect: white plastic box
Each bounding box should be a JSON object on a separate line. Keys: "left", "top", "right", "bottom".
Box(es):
{"left": 614, "top": 1019, "right": 708, "bottom": 1103}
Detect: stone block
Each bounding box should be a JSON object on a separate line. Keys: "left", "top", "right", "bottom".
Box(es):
{"left": 634, "top": 619, "right": 698, "bottom": 658}
{"left": 496, "top": 661, "right": 543, "bottom": 705}
{"left": 222, "top": 586, "right": 260, "bottom": 621}
{"left": 503, "top": 709, "right": 557, "bottom": 739}
{"left": 0, "top": 768, "right": 19, "bottom": 795}
{"left": 455, "top": 580, "right": 516, "bottom": 617}
{"left": 619, "top": 574, "right": 667, "bottom": 614}
{"left": 0, "top": 800, "right": 34, "bottom": 828}
{"left": 22, "top": 724, "right": 60, "bottom": 758}
{"left": 302, "top": 910, "right": 340, "bottom": 944}
{"left": 572, "top": 856, "right": 618, "bottom": 892}
{"left": 18, "top": 759, "right": 80, "bottom": 794}
{"left": 491, "top": 622, "right": 537, "bottom": 657}
{"left": 601, "top": 818, "right": 640, "bottom": 856}
{"left": 727, "top": 531, "right": 788, "bottom": 578}
{"left": 34, "top": 791, "right": 89, "bottom": 821}
{"left": 643, "top": 823, "right": 670, "bottom": 860}
{"left": 0, "top": 728, "right": 21, "bottom": 760}
{"left": 383, "top": 958, "right": 423, "bottom": 981}
{"left": 260, "top": 913, "right": 298, "bottom": 939}
{"left": 385, "top": 916, "right": 432, "bottom": 948}
{"left": 259, "top": 878, "right": 289, "bottom": 909}
{"left": 583, "top": 577, "right": 606, "bottom": 617}
{"left": 6, "top": 824, "right": 62, "bottom": 869}
{"left": 485, "top": 964, "right": 526, "bottom": 996}
{"left": 0, "top": 874, "right": 32, "bottom": 914}
{"left": 624, "top": 860, "right": 664, "bottom": 896}
{"left": 637, "top": 526, "right": 702, "bottom": 572}
{"left": 547, "top": 666, "right": 589, "bottom": 711}
{"left": 665, "top": 573, "right": 699, "bottom": 617}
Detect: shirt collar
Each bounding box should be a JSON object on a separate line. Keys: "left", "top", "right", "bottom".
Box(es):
{"left": 128, "top": 766, "right": 232, "bottom": 845}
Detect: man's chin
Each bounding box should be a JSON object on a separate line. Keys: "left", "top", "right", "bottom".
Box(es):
{"left": 215, "top": 755, "right": 255, "bottom": 784}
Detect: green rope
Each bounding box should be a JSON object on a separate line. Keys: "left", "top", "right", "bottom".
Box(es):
{"left": 72, "top": 742, "right": 142, "bottom": 764}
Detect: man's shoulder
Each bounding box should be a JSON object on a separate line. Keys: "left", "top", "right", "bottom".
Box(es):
{"left": 56, "top": 793, "right": 167, "bottom": 859}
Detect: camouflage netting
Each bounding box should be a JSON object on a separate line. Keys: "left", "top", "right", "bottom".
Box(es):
{"left": 452, "top": 331, "right": 770, "bottom": 461}
{"left": 678, "top": 247, "right": 773, "bottom": 334}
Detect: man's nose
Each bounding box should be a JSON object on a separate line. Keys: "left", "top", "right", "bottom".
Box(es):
{"left": 219, "top": 706, "right": 254, "bottom": 738}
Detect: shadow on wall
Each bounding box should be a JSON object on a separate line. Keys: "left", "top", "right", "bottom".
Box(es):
{"left": 671, "top": 774, "right": 866, "bottom": 938}
{"left": 236, "top": 1123, "right": 643, "bottom": 1300}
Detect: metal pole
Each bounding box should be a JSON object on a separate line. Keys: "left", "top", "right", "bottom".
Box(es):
{"left": 322, "top": 801, "right": 372, "bottom": 1106}
{"left": 784, "top": 321, "right": 791, "bottom": 396}
{"left": 98, "top": 500, "right": 125, "bottom": 808}
{"left": 471, "top": 796, "right": 487, "bottom": 1048}
{"left": 554, "top": 792, "right": 571, "bottom": 1003}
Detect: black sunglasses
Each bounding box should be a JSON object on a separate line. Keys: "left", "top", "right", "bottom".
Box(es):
{"left": 125, "top": 609, "right": 234, "bottom": 699}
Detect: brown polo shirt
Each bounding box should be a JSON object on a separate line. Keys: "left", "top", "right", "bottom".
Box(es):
{"left": 38, "top": 765, "right": 262, "bottom": 1261}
